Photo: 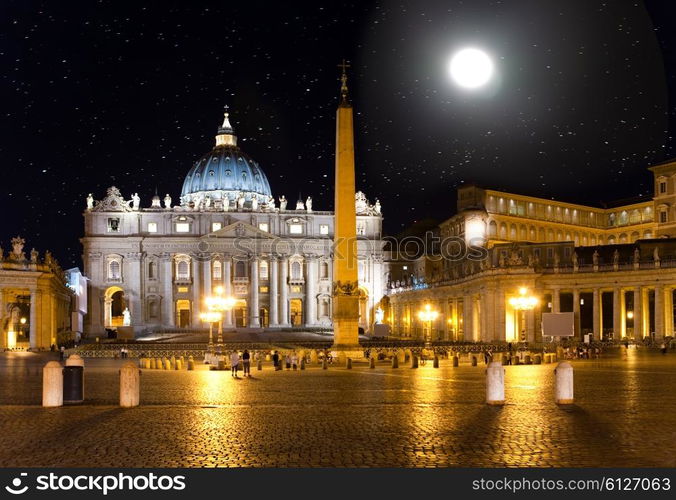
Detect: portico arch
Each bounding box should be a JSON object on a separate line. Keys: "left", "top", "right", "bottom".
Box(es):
{"left": 104, "top": 286, "right": 126, "bottom": 327}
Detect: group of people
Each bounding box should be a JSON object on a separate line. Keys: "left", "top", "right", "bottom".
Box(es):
{"left": 229, "top": 349, "right": 252, "bottom": 377}
{"left": 271, "top": 351, "right": 301, "bottom": 371}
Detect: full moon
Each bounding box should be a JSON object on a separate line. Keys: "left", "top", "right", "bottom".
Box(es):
{"left": 449, "top": 48, "right": 494, "bottom": 88}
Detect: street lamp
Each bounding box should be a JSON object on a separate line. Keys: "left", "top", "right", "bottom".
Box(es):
{"left": 417, "top": 303, "right": 439, "bottom": 346}
{"left": 204, "top": 285, "right": 237, "bottom": 349}
{"left": 199, "top": 311, "right": 222, "bottom": 352}
{"left": 508, "top": 287, "right": 538, "bottom": 342}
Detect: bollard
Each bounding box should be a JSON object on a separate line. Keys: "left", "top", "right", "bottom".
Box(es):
{"left": 346, "top": 358, "right": 352, "bottom": 369}
{"left": 42, "top": 361, "right": 64, "bottom": 407}
{"left": 534, "top": 354, "right": 541, "bottom": 365}
{"left": 300, "top": 359, "right": 306, "bottom": 370}
{"left": 174, "top": 360, "right": 181, "bottom": 370}
{"left": 524, "top": 354, "right": 532, "bottom": 365}
{"left": 471, "top": 355, "right": 477, "bottom": 367}
{"left": 310, "top": 350, "right": 319, "bottom": 364}
{"left": 119, "top": 361, "right": 140, "bottom": 408}
{"left": 149, "top": 358, "right": 156, "bottom": 369}
{"left": 369, "top": 357, "right": 376, "bottom": 369}
{"left": 486, "top": 361, "right": 505, "bottom": 405}
{"left": 257, "top": 359, "right": 263, "bottom": 371}
{"left": 410, "top": 355, "right": 418, "bottom": 369}
{"left": 543, "top": 354, "right": 550, "bottom": 364}
{"left": 433, "top": 356, "right": 439, "bottom": 368}
{"left": 187, "top": 357, "right": 195, "bottom": 371}
{"left": 164, "top": 358, "right": 172, "bottom": 370}
{"left": 144, "top": 358, "right": 151, "bottom": 369}
{"left": 452, "top": 355, "right": 459, "bottom": 367}
{"left": 170, "top": 356, "right": 176, "bottom": 369}
{"left": 554, "top": 361, "right": 574, "bottom": 404}
{"left": 397, "top": 351, "right": 405, "bottom": 364}
{"left": 64, "top": 355, "right": 85, "bottom": 404}
{"left": 391, "top": 356, "right": 399, "bottom": 369}
{"left": 179, "top": 356, "right": 185, "bottom": 366}
{"left": 322, "top": 358, "right": 328, "bottom": 370}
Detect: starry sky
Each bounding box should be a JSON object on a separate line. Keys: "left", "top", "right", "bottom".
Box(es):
{"left": 2, "top": 0, "right": 676, "bottom": 268}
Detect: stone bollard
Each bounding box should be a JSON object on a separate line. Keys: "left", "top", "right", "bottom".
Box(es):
{"left": 346, "top": 358, "right": 352, "bottom": 369}
{"left": 471, "top": 355, "right": 477, "bottom": 367}
{"left": 170, "top": 356, "right": 176, "bottom": 369}
{"left": 410, "top": 355, "right": 418, "bottom": 369}
{"left": 397, "top": 351, "right": 405, "bottom": 364}
{"left": 164, "top": 358, "right": 172, "bottom": 370}
{"left": 187, "top": 357, "right": 195, "bottom": 371}
{"left": 258, "top": 359, "right": 263, "bottom": 371}
{"left": 42, "top": 361, "right": 64, "bottom": 407}
{"left": 310, "top": 350, "right": 319, "bottom": 364}
{"left": 554, "top": 361, "right": 574, "bottom": 404}
{"left": 433, "top": 356, "right": 439, "bottom": 368}
{"left": 369, "top": 357, "right": 376, "bottom": 369}
{"left": 300, "top": 359, "right": 306, "bottom": 370}
{"left": 486, "top": 361, "right": 505, "bottom": 405}
{"left": 322, "top": 358, "right": 328, "bottom": 370}
{"left": 149, "top": 358, "right": 156, "bottom": 369}
{"left": 391, "top": 356, "right": 399, "bottom": 369}
{"left": 174, "top": 360, "right": 181, "bottom": 370}
{"left": 452, "top": 355, "right": 459, "bottom": 367}
{"left": 534, "top": 354, "right": 542, "bottom": 365}
{"left": 119, "top": 361, "right": 140, "bottom": 408}
{"left": 179, "top": 356, "right": 185, "bottom": 366}
{"left": 144, "top": 359, "right": 151, "bottom": 369}
{"left": 524, "top": 354, "right": 532, "bottom": 365}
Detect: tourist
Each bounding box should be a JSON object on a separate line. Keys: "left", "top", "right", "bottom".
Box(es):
{"left": 242, "top": 349, "right": 251, "bottom": 377}
{"left": 661, "top": 342, "right": 668, "bottom": 354}
{"left": 272, "top": 351, "right": 280, "bottom": 371}
{"left": 59, "top": 346, "right": 65, "bottom": 361}
{"left": 285, "top": 353, "right": 291, "bottom": 370}
{"left": 291, "top": 352, "right": 298, "bottom": 370}
{"left": 230, "top": 351, "right": 240, "bottom": 377}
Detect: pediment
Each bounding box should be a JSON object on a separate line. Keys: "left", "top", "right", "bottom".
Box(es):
{"left": 204, "top": 221, "right": 276, "bottom": 240}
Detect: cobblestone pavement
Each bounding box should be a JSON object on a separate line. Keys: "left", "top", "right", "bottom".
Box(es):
{"left": 0, "top": 348, "right": 675, "bottom": 467}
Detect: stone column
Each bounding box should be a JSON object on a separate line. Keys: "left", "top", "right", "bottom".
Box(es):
{"left": 223, "top": 258, "right": 233, "bottom": 327}
{"left": 191, "top": 258, "right": 200, "bottom": 327}
{"left": 161, "top": 254, "right": 174, "bottom": 327}
{"left": 0, "top": 289, "right": 4, "bottom": 349}
{"left": 29, "top": 289, "right": 38, "bottom": 349}
{"left": 463, "top": 296, "right": 473, "bottom": 342}
{"left": 127, "top": 253, "right": 143, "bottom": 329}
{"left": 665, "top": 287, "right": 674, "bottom": 338}
{"left": 633, "top": 286, "right": 643, "bottom": 340}
{"left": 552, "top": 288, "right": 561, "bottom": 313}
{"left": 279, "top": 256, "right": 290, "bottom": 327}
{"left": 655, "top": 285, "right": 665, "bottom": 341}
{"left": 592, "top": 288, "right": 601, "bottom": 340}
{"left": 269, "top": 256, "right": 279, "bottom": 327}
{"left": 613, "top": 287, "right": 622, "bottom": 340}
{"left": 305, "top": 255, "right": 317, "bottom": 326}
{"left": 202, "top": 257, "right": 212, "bottom": 298}
{"left": 248, "top": 257, "right": 260, "bottom": 328}
{"left": 496, "top": 289, "right": 506, "bottom": 342}
{"left": 572, "top": 289, "right": 580, "bottom": 339}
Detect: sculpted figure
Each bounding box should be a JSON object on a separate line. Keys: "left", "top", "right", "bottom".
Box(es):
{"left": 633, "top": 248, "right": 640, "bottom": 264}
{"left": 131, "top": 193, "right": 140, "bottom": 211}
{"left": 237, "top": 193, "right": 245, "bottom": 210}
{"left": 163, "top": 193, "right": 172, "bottom": 209}
{"left": 613, "top": 249, "right": 619, "bottom": 265}
{"left": 251, "top": 196, "right": 258, "bottom": 211}
{"left": 306, "top": 196, "right": 313, "bottom": 212}
{"left": 86, "top": 193, "right": 94, "bottom": 210}
{"left": 267, "top": 195, "right": 276, "bottom": 210}
{"left": 279, "top": 195, "right": 287, "bottom": 211}
{"left": 654, "top": 247, "right": 660, "bottom": 262}
{"left": 592, "top": 249, "right": 599, "bottom": 266}
{"left": 30, "top": 248, "right": 38, "bottom": 264}
{"left": 374, "top": 198, "right": 381, "bottom": 215}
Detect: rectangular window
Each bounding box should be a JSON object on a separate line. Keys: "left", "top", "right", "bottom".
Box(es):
{"left": 107, "top": 218, "right": 120, "bottom": 233}
{"left": 147, "top": 222, "right": 158, "bottom": 233}
{"left": 211, "top": 222, "right": 222, "bottom": 232}
{"left": 177, "top": 286, "right": 189, "bottom": 293}
{"left": 319, "top": 224, "right": 329, "bottom": 235}
{"left": 660, "top": 182, "right": 667, "bottom": 194}
{"left": 660, "top": 211, "right": 668, "bottom": 223}
{"left": 259, "top": 286, "right": 269, "bottom": 293}
{"left": 258, "top": 222, "right": 269, "bottom": 232}
{"left": 175, "top": 223, "right": 190, "bottom": 233}
{"left": 289, "top": 224, "right": 303, "bottom": 234}
{"left": 291, "top": 285, "right": 302, "bottom": 293}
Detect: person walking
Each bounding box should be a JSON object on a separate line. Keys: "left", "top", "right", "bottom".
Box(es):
{"left": 230, "top": 351, "right": 240, "bottom": 377}
{"left": 272, "top": 351, "right": 280, "bottom": 371}
{"left": 242, "top": 349, "right": 251, "bottom": 377}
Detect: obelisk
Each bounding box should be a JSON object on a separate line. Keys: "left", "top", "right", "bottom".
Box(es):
{"left": 332, "top": 61, "right": 360, "bottom": 349}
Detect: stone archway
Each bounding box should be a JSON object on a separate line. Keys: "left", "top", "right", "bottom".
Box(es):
{"left": 104, "top": 286, "right": 126, "bottom": 327}
{"left": 358, "top": 287, "right": 369, "bottom": 331}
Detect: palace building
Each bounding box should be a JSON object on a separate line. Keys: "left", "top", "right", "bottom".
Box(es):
{"left": 385, "top": 160, "right": 676, "bottom": 343}
{"left": 82, "top": 107, "right": 386, "bottom": 338}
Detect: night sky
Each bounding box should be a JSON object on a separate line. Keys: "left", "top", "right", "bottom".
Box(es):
{"left": 2, "top": 0, "right": 676, "bottom": 269}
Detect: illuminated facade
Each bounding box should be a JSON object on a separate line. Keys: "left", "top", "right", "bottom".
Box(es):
{"left": 82, "top": 108, "right": 386, "bottom": 338}
{"left": 385, "top": 160, "right": 676, "bottom": 343}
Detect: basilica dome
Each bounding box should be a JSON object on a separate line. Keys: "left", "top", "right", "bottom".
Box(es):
{"left": 180, "top": 112, "right": 272, "bottom": 207}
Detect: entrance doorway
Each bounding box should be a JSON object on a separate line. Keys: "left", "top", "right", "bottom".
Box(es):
{"left": 176, "top": 299, "right": 191, "bottom": 328}
{"left": 234, "top": 305, "right": 248, "bottom": 327}
{"left": 104, "top": 286, "right": 126, "bottom": 328}
{"left": 259, "top": 308, "right": 269, "bottom": 328}
{"left": 290, "top": 299, "right": 303, "bottom": 326}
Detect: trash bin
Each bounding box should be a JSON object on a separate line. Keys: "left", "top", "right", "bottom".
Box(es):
{"left": 63, "top": 366, "right": 84, "bottom": 403}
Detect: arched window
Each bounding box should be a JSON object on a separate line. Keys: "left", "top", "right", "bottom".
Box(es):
{"left": 212, "top": 260, "right": 222, "bottom": 280}
{"left": 259, "top": 260, "right": 269, "bottom": 280}
{"left": 291, "top": 261, "right": 301, "bottom": 280}
{"left": 108, "top": 260, "right": 121, "bottom": 280}
{"left": 320, "top": 261, "right": 329, "bottom": 279}
{"left": 177, "top": 261, "right": 189, "bottom": 279}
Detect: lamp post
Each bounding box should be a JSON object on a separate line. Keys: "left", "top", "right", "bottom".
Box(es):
{"left": 508, "top": 287, "right": 538, "bottom": 343}
{"left": 417, "top": 303, "right": 439, "bottom": 347}
{"left": 199, "top": 311, "right": 222, "bottom": 353}
{"left": 204, "top": 285, "right": 237, "bottom": 351}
